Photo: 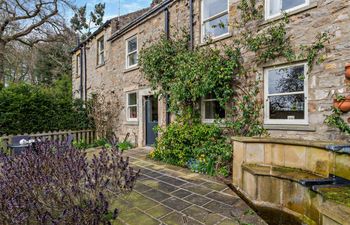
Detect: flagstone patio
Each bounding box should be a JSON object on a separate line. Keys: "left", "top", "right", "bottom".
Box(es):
{"left": 103, "top": 148, "right": 267, "bottom": 225}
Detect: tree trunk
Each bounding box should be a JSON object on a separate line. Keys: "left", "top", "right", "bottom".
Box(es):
{"left": 0, "top": 40, "right": 6, "bottom": 85}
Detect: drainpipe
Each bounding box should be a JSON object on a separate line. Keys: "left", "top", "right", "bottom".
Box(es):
{"left": 164, "top": 7, "right": 170, "bottom": 39}
{"left": 79, "top": 46, "right": 83, "bottom": 100}
{"left": 189, "top": 0, "right": 194, "bottom": 50}
{"left": 84, "top": 44, "right": 87, "bottom": 102}
{"left": 164, "top": 7, "right": 171, "bottom": 125}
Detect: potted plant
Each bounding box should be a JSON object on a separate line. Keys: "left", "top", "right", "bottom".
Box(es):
{"left": 345, "top": 63, "right": 350, "bottom": 79}
{"left": 333, "top": 94, "right": 350, "bottom": 112}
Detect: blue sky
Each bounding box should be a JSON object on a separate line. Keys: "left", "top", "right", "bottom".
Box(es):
{"left": 74, "top": 0, "right": 152, "bottom": 21}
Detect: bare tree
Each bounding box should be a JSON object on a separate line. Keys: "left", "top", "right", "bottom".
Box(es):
{"left": 0, "top": 0, "right": 71, "bottom": 84}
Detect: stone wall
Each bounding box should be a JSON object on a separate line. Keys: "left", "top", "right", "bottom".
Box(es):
{"left": 232, "top": 137, "right": 350, "bottom": 225}
{"left": 72, "top": 0, "right": 350, "bottom": 144}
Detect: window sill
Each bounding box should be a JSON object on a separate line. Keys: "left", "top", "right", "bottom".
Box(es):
{"left": 198, "top": 33, "right": 232, "bottom": 47}
{"left": 264, "top": 124, "right": 316, "bottom": 132}
{"left": 124, "top": 121, "right": 139, "bottom": 126}
{"left": 124, "top": 66, "right": 139, "bottom": 73}
{"left": 259, "top": 2, "right": 317, "bottom": 27}
{"left": 96, "top": 63, "right": 105, "bottom": 69}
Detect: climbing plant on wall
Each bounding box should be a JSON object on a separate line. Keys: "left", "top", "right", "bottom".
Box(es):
{"left": 140, "top": 0, "right": 331, "bottom": 136}
{"left": 139, "top": 0, "right": 332, "bottom": 175}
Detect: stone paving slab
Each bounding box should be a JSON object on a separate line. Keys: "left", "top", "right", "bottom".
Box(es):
{"left": 87, "top": 148, "right": 267, "bottom": 225}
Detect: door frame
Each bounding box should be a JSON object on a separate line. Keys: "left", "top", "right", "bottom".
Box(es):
{"left": 136, "top": 88, "right": 166, "bottom": 147}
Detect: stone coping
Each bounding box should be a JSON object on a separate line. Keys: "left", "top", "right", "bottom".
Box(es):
{"left": 232, "top": 136, "right": 347, "bottom": 150}
{"left": 316, "top": 186, "right": 350, "bottom": 209}
{"left": 242, "top": 164, "right": 323, "bottom": 183}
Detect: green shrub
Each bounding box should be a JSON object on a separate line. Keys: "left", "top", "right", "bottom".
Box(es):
{"left": 118, "top": 141, "right": 134, "bottom": 152}
{"left": 0, "top": 82, "right": 93, "bottom": 135}
{"left": 92, "top": 138, "right": 109, "bottom": 147}
{"left": 150, "top": 122, "right": 231, "bottom": 176}
{"left": 72, "top": 139, "right": 90, "bottom": 150}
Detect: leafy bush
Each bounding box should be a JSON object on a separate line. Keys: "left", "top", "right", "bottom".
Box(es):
{"left": 0, "top": 81, "right": 93, "bottom": 135}
{"left": 0, "top": 141, "right": 139, "bottom": 224}
{"left": 72, "top": 139, "right": 91, "bottom": 149}
{"left": 73, "top": 138, "right": 112, "bottom": 150}
{"left": 118, "top": 141, "right": 134, "bottom": 152}
{"left": 93, "top": 138, "right": 110, "bottom": 147}
{"left": 150, "top": 122, "right": 231, "bottom": 176}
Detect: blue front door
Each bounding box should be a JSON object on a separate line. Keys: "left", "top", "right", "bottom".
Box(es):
{"left": 145, "top": 96, "right": 158, "bottom": 146}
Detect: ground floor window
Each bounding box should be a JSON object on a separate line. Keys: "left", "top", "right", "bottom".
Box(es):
{"left": 127, "top": 92, "right": 138, "bottom": 121}
{"left": 201, "top": 93, "right": 225, "bottom": 123}
{"left": 264, "top": 63, "right": 308, "bottom": 125}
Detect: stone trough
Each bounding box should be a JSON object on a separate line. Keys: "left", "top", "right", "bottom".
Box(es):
{"left": 232, "top": 137, "right": 350, "bottom": 225}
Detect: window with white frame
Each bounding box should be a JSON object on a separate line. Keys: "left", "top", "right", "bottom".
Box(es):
{"left": 97, "top": 36, "right": 105, "bottom": 65}
{"left": 264, "top": 63, "right": 308, "bottom": 125}
{"left": 201, "top": 93, "right": 225, "bottom": 123}
{"left": 265, "top": 0, "right": 309, "bottom": 19}
{"left": 126, "top": 92, "right": 138, "bottom": 121}
{"left": 201, "top": 0, "right": 229, "bottom": 42}
{"left": 126, "top": 36, "right": 138, "bottom": 68}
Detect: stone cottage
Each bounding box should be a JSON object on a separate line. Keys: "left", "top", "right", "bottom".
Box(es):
{"left": 72, "top": 0, "right": 350, "bottom": 147}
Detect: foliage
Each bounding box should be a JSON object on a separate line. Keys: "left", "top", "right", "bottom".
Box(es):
{"left": 244, "top": 15, "right": 295, "bottom": 63}
{"left": 33, "top": 42, "right": 74, "bottom": 86}
{"left": 73, "top": 138, "right": 110, "bottom": 150}
{"left": 118, "top": 141, "right": 134, "bottom": 152}
{"left": 72, "top": 139, "right": 91, "bottom": 150}
{"left": 87, "top": 93, "right": 121, "bottom": 139}
{"left": 140, "top": 0, "right": 330, "bottom": 136}
{"left": 0, "top": 140, "right": 139, "bottom": 224}
{"left": 70, "top": 3, "right": 106, "bottom": 40}
{"left": 300, "top": 32, "right": 332, "bottom": 72}
{"left": 93, "top": 138, "right": 110, "bottom": 147}
{"left": 141, "top": 0, "right": 331, "bottom": 177}
{"left": 0, "top": 0, "right": 70, "bottom": 84}
{"left": 140, "top": 33, "right": 238, "bottom": 117}
{"left": 150, "top": 121, "right": 231, "bottom": 176}
{"left": 0, "top": 82, "right": 93, "bottom": 135}
{"left": 324, "top": 107, "right": 350, "bottom": 135}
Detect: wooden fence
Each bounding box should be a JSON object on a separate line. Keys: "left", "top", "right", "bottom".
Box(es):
{"left": 0, "top": 130, "right": 96, "bottom": 149}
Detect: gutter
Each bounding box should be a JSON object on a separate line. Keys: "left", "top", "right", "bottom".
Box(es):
{"left": 108, "top": 0, "right": 174, "bottom": 42}
{"left": 71, "top": 19, "right": 112, "bottom": 53}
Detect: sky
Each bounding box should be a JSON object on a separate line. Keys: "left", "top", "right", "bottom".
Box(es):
{"left": 74, "top": 0, "right": 153, "bottom": 21}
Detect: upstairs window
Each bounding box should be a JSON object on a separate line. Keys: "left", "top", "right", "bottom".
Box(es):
{"left": 127, "top": 92, "right": 138, "bottom": 121}
{"left": 201, "top": 93, "right": 225, "bottom": 123}
{"left": 126, "top": 36, "right": 138, "bottom": 68}
{"left": 265, "top": 0, "right": 309, "bottom": 19}
{"left": 97, "top": 37, "right": 105, "bottom": 65}
{"left": 264, "top": 63, "right": 308, "bottom": 125}
{"left": 201, "top": 0, "right": 229, "bottom": 42}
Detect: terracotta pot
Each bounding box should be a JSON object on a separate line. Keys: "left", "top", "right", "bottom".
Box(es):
{"left": 333, "top": 96, "right": 350, "bottom": 112}
{"left": 345, "top": 63, "right": 350, "bottom": 79}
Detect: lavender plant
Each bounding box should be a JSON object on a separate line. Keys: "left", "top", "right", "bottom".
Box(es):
{"left": 0, "top": 140, "right": 139, "bottom": 225}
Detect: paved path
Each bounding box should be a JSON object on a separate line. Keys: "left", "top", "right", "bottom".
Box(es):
{"left": 110, "top": 148, "right": 267, "bottom": 225}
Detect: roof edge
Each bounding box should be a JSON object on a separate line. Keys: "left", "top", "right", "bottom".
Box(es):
{"left": 71, "top": 19, "right": 112, "bottom": 53}
{"left": 107, "top": 0, "right": 173, "bottom": 42}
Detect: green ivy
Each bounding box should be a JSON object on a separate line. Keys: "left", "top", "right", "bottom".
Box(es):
{"left": 325, "top": 107, "right": 350, "bottom": 135}
{"left": 141, "top": 0, "right": 331, "bottom": 174}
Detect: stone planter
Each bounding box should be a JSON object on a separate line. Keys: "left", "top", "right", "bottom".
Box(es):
{"left": 346, "top": 63, "right": 350, "bottom": 79}
{"left": 333, "top": 96, "right": 350, "bottom": 112}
